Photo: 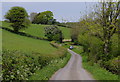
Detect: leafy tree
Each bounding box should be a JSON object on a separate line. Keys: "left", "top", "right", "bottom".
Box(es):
{"left": 5, "top": 6, "right": 30, "bottom": 32}
{"left": 32, "top": 11, "right": 56, "bottom": 24}
{"left": 44, "top": 26, "right": 63, "bottom": 43}
{"left": 95, "top": 1, "right": 120, "bottom": 56}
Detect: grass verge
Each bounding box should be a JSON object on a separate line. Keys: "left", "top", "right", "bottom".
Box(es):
{"left": 29, "top": 52, "right": 71, "bottom": 80}
{"left": 72, "top": 46, "right": 118, "bottom": 80}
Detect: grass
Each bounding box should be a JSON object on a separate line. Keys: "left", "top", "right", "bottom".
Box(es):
{"left": 83, "top": 60, "right": 118, "bottom": 80}
{"left": 25, "top": 24, "right": 49, "bottom": 38}
{"left": 0, "top": 21, "right": 71, "bottom": 39}
{"left": 29, "top": 52, "right": 71, "bottom": 80}
{"left": 59, "top": 26, "right": 71, "bottom": 39}
{"left": 2, "top": 29, "right": 57, "bottom": 54}
{"left": 72, "top": 45, "right": 83, "bottom": 54}
{"left": 72, "top": 46, "right": 119, "bottom": 80}
{"left": 0, "top": 21, "right": 12, "bottom": 28}
{"left": 1, "top": 21, "right": 71, "bottom": 80}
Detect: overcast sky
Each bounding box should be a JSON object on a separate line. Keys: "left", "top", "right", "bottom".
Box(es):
{"left": 2, "top": 2, "right": 97, "bottom": 22}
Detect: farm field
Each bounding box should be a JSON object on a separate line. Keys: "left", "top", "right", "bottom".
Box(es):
{"left": 1, "top": 22, "right": 71, "bottom": 80}
{"left": 1, "top": 21, "right": 71, "bottom": 39}
{"left": 1, "top": 1, "right": 119, "bottom": 80}
{"left": 2, "top": 29, "right": 57, "bottom": 54}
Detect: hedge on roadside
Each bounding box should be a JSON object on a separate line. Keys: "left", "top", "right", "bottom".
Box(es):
{"left": 2, "top": 47, "right": 67, "bottom": 80}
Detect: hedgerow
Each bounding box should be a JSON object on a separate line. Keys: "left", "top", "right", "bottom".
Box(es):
{"left": 2, "top": 47, "right": 67, "bottom": 80}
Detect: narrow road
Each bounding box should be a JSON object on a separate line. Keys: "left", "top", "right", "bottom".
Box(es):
{"left": 50, "top": 49, "right": 94, "bottom": 80}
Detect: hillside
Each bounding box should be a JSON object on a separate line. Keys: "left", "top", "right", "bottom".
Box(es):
{"left": 1, "top": 21, "right": 71, "bottom": 39}
{"left": 2, "top": 29, "right": 57, "bottom": 54}
{"left": 1, "top": 21, "right": 71, "bottom": 54}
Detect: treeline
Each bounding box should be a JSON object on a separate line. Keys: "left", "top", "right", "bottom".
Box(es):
{"left": 4, "top": 7, "right": 59, "bottom": 32}
{"left": 30, "top": 11, "right": 59, "bottom": 25}
{"left": 4, "top": 6, "right": 65, "bottom": 43}
{"left": 71, "top": 1, "right": 120, "bottom": 74}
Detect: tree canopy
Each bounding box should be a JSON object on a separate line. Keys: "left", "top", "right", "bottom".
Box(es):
{"left": 44, "top": 26, "right": 63, "bottom": 43}
{"left": 32, "top": 11, "right": 56, "bottom": 24}
{"left": 5, "top": 6, "right": 30, "bottom": 32}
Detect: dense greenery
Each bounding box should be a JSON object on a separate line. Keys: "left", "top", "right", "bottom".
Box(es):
{"left": 71, "top": 24, "right": 79, "bottom": 44}
{"left": 2, "top": 1, "right": 119, "bottom": 80}
{"left": 5, "top": 6, "right": 30, "bottom": 32}
{"left": 44, "top": 26, "right": 63, "bottom": 43}
{"left": 29, "top": 52, "right": 71, "bottom": 80}
{"left": 32, "top": 11, "right": 56, "bottom": 25}
{"left": 2, "top": 46, "right": 69, "bottom": 80}
{"left": 72, "top": 46, "right": 118, "bottom": 80}
{"left": 1, "top": 20, "right": 70, "bottom": 80}
{"left": 77, "top": 19, "right": 119, "bottom": 74}
{"left": 71, "top": 1, "right": 120, "bottom": 75}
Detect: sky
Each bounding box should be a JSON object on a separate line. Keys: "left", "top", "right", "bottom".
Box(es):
{"left": 1, "top": 2, "right": 97, "bottom": 22}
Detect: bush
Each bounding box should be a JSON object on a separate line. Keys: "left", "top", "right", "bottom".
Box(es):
{"left": 29, "top": 52, "right": 71, "bottom": 80}
{"left": 2, "top": 50, "right": 41, "bottom": 80}
{"left": 78, "top": 33, "right": 104, "bottom": 64}
{"left": 44, "top": 26, "right": 63, "bottom": 42}
{"left": 104, "top": 56, "right": 120, "bottom": 74}
{"left": 2, "top": 47, "right": 67, "bottom": 80}
{"left": 110, "top": 34, "right": 119, "bottom": 58}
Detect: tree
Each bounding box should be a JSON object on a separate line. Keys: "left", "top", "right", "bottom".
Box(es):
{"left": 78, "top": 1, "right": 120, "bottom": 61}
{"left": 5, "top": 6, "right": 30, "bottom": 32}
{"left": 95, "top": 1, "right": 120, "bottom": 56}
{"left": 44, "top": 26, "right": 63, "bottom": 43}
{"left": 32, "top": 11, "right": 56, "bottom": 24}
{"left": 71, "top": 23, "right": 80, "bottom": 44}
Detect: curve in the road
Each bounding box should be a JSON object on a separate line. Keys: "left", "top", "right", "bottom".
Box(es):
{"left": 50, "top": 49, "right": 94, "bottom": 80}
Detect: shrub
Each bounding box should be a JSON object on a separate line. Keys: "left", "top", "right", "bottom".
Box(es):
{"left": 110, "top": 34, "right": 119, "bottom": 58}
{"left": 2, "top": 50, "right": 40, "bottom": 80}
{"left": 104, "top": 56, "right": 120, "bottom": 74}
{"left": 78, "top": 34, "right": 103, "bottom": 64}
{"left": 2, "top": 47, "right": 67, "bottom": 80}
{"left": 44, "top": 26, "right": 63, "bottom": 42}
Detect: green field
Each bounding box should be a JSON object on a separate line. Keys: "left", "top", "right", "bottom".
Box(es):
{"left": 1, "top": 21, "right": 71, "bottom": 39}
{"left": 1, "top": 21, "right": 70, "bottom": 80}
{"left": 1, "top": 21, "right": 71, "bottom": 54}
{"left": 2, "top": 29, "right": 57, "bottom": 54}
{"left": 1, "top": 21, "right": 71, "bottom": 80}
{"left": 23, "top": 24, "right": 71, "bottom": 39}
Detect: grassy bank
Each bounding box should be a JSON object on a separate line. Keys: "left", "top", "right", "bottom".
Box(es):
{"left": 29, "top": 52, "right": 71, "bottom": 80}
{"left": 2, "top": 47, "right": 70, "bottom": 80}
{"left": 72, "top": 46, "right": 118, "bottom": 80}
{"left": 1, "top": 21, "right": 71, "bottom": 80}
{"left": 2, "top": 29, "right": 57, "bottom": 54}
